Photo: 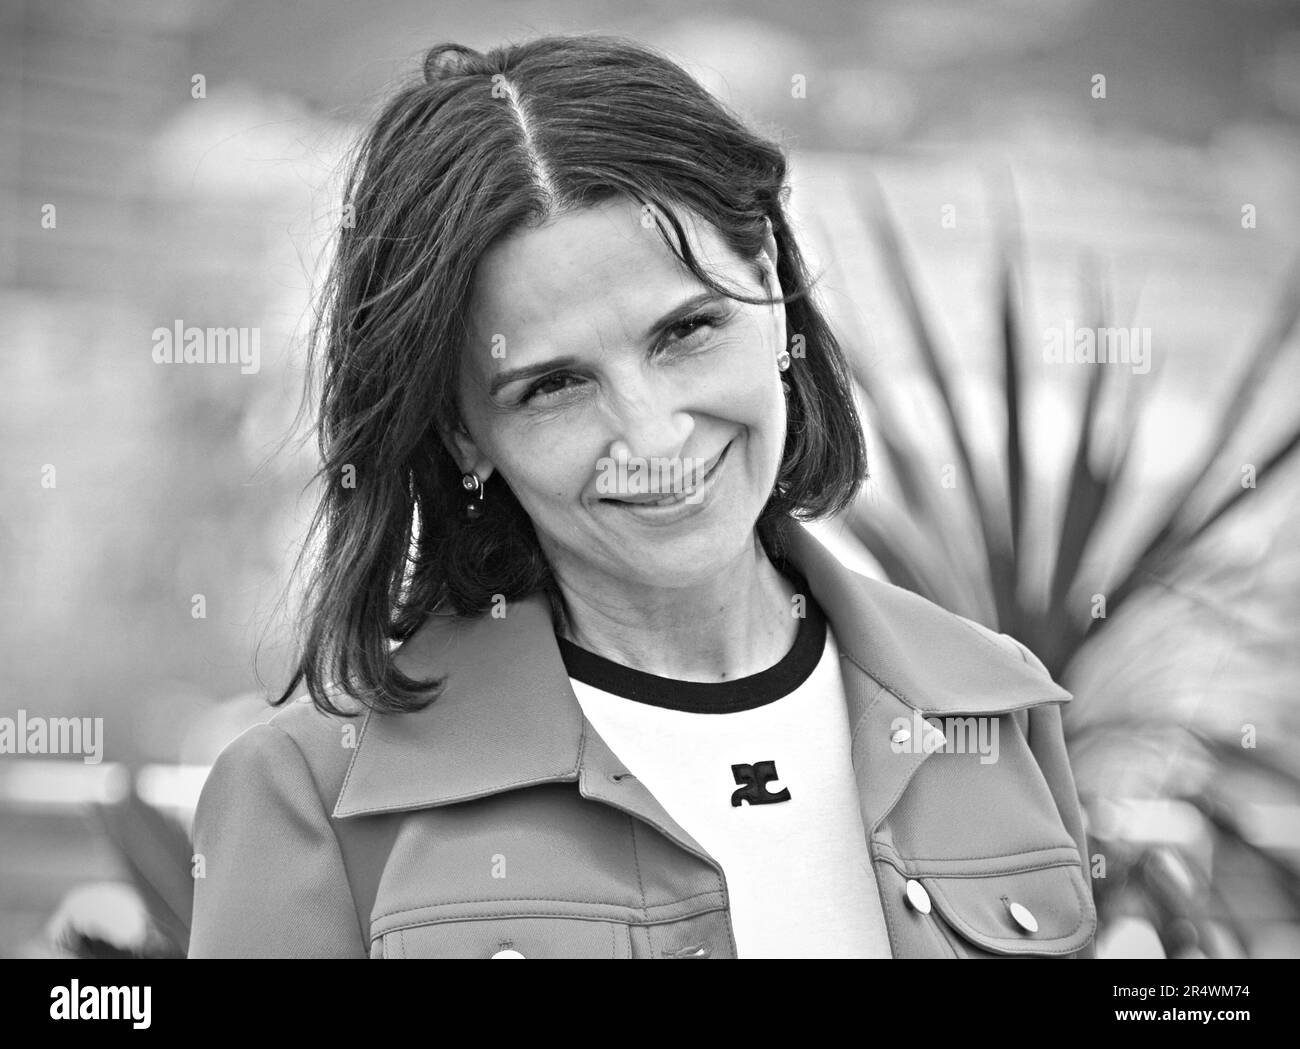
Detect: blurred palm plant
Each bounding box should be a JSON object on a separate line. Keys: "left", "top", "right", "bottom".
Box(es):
{"left": 43, "top": 793, "right": 193, "bottom": 959}
{"left": 91, "top": 791, "right": 193, "bottom": 957}
{"left": 818, "top": 177, "right": 1300, "bottom": 958}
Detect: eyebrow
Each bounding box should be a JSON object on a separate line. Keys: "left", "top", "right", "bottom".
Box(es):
{"left": 486, "top": 290, "right": 726, "bottom": 397}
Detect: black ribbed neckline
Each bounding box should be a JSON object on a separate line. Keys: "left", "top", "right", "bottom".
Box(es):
{"left": 556, "top": 573, "right": 826, "bottom": 714}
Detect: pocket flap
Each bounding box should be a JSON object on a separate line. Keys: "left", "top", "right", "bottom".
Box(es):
{"left": 377, "top": 915, "right": 632, "bottom": 959}
{"left": 916, "top": 848, "right": 1097, "bottom": 956}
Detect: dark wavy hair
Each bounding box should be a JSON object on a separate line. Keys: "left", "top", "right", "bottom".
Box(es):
{"left": 277, "top": 33, "right": 868, "bottom": 716}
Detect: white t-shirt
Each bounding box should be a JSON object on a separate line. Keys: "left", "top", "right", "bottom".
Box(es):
{"left": 560, "top": 595, "right": 893, "bottom": 958}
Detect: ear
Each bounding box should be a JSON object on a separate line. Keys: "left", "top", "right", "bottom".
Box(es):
{"left": 439, "top": 418, "right": 496, "bottom": 483}
{"left": 759, "top": 217, "right": 779, "bottom": 285}
{"left": 756, "top": 219, "right": 787, "bottom": 353}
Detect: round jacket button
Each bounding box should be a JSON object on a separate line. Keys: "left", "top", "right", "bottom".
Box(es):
{"left": 904, "top": 879, "right": 931, "bottom": 914}
{"left": 1008, "top": 902, "right": 1038, "bottom": 933}
{"left": 491, "top": 948, "right": 526, "bottom": 958}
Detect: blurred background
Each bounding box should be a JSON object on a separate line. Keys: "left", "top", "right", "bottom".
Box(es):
{"left": 2, "top": 0, "right": 1298, "bottom": 959}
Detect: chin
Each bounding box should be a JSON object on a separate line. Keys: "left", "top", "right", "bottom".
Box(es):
{"left": 608, "top": 513, "right": 759, "bottom": 587}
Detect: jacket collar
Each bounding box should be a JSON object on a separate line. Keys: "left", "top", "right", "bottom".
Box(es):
{"left": 333, "top": 524, "right": 1068, "bottom": 826}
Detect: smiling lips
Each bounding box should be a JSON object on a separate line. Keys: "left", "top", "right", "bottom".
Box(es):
{"left": 603, "top": 442, "right": 731, "bottom": 507}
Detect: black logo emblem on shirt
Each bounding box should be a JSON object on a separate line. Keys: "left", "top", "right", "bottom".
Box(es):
{"left": 730, "top": 761, "right": 791, "bottom": 806}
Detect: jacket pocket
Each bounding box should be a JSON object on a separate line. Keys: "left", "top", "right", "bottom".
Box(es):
{"left": 891, "top": 846, "right": 1097, "bottom": 957}
{"left": 373, "top": 914, "right": 633, "bottom": 959}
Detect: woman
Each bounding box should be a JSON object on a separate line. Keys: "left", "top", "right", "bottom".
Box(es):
{"left": 188, "top": 34, "right": 1096, "bottom": 959}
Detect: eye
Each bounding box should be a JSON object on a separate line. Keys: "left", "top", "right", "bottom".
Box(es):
{"left": 514, "top": 306, "right": 733, "bottom": 407}
{"left": 520, "top": 371, "right": 583, "bottom": 405}
{"left": 662, "top": 308, "right": 728, "bottom": 351}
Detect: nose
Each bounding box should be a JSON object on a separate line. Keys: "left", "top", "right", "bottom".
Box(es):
{"left": 605, "top": 375, "right": 695, "bottom": 463}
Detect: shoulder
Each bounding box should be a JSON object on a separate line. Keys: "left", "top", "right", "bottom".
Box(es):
{"left": 805, "top": 546, "right": 1069, "bottom": 713}
{"left": 198, "top": 695, "right": 364, "bottom": 816}
{"left": 857, "top": 569, "right": 1060, "bottom": 675}
{"left": 189, "top": 696, "right": 371, "bottom": 958}
{"left": 861, "top": 572, "right": 1037, "bottom": 660}
{"left": 927, "top": 596, "right": 1053, "bottom": 679}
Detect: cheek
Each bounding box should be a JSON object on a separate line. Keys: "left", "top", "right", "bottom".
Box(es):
{"left": 704, "top": 326, "right": 786, "bottom": 427}
{"left": 487, "top": 419, "right": 595, "bottom": 507}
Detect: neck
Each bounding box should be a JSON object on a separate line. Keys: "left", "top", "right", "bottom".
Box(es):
{"left": 549, "top": 533, "right": 800, "bottom": 682}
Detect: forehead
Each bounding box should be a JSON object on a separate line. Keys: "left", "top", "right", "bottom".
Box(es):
{"left": 464, "top": 198, "right": 742, "bottom": 353}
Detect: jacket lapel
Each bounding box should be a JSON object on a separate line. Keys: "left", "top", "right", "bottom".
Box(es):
{"left": 332, "top": 592, "right": 583, "bottom": 817}
{"left": 331, "top": 584, "right": 714, "bottom": 860}
{"left": 776, "top": 525, "right": 1071, "bottom": 834}
{"left": 333, "top": 524, "right": 1070, "bottom": 859}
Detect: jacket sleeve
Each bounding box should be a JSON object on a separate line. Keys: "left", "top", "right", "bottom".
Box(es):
{"left": 188, "top": 722, "right": 367, "bottom": 958}
{"left": 1004, "top": 634, "right": 1098, "bottom": 959}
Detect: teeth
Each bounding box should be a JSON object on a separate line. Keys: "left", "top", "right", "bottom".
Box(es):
{"left": 621, "top": 490, "right": 685, "bottom": 507}
{"left": 611, "top": 446, "right": 724, "bottom": 507}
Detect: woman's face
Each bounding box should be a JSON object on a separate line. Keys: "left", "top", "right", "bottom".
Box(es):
{"left": 448, "top": 196, "right": 788, "bottom": 593}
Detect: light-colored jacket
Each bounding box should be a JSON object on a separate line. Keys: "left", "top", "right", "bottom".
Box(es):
{"left": 188, "top": 525, "right": 1097, "bottom": 958}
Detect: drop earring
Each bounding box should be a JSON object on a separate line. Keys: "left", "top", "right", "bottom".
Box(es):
{"left": 461, "top": 472, "right": 485, "bottom": 521}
